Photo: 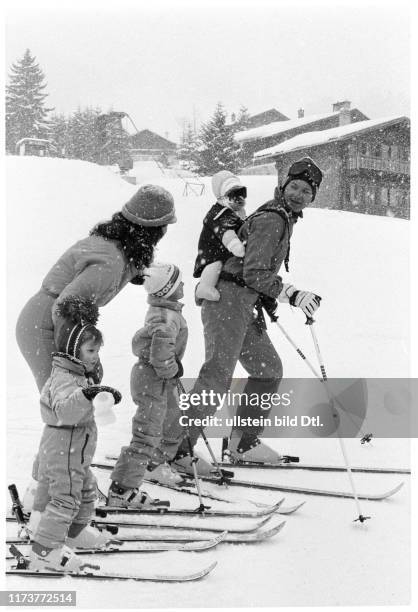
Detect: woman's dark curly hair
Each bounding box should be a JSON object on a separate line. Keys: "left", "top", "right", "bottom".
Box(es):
{"left": 90, "top": 213, "right": 166, "bottom": 278}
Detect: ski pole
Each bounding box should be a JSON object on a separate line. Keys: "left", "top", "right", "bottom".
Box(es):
{"left": 176, "top": 379, "right": 210, "bottom": 513}
{"left": 270, "top": 315, "right": 372, "bottom": 443}
{"left": 176, "top": 379, "right": 233, "bottom": 485}
{"left": 306, "top": 317, "right": 370, "bottom": 523}
{"left": 8, "top": 484, "right": 31, "bottom": 540}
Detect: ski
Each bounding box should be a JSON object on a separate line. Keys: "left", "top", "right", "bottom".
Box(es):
{"left": 90, "top": 515, "right": 273, "bottom": 534}
{"left": 5, "top": 532, "right": 227, "bottom": 554}
{"left": 91, "top": 462, "right": 232, "bottom": 504}
{"left": 95, "top": 499, "right": 284, "bottom": 519}
{"left": 102, "top": 519, "right": 286, "bottom": 543}
{"left": 92, "top": 463, "right": 302, "bottom": 515}
{"left": 6, "top": 561, "right": 217, "bottom": 582}
{"left": 219, "top": 461, "right": 411, "bottom": 475}
{"left": 195, "top": 476, "right": 405, "bottom": 500}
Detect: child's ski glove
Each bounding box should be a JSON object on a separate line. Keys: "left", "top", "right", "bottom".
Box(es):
{"left": 82, "top": 385, "right": 122, "bottom": 404}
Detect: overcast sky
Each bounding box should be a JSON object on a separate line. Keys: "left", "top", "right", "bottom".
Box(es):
{"left": 4, "top": 0, "right": 411, "bottom": 143}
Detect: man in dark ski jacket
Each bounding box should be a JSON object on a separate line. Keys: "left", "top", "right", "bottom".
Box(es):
{"left": 172, "top": 158, "right": 324, "bottom": 473}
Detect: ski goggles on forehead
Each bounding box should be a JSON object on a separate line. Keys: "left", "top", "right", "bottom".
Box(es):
{"left": 288, "top": 160, "right": 323, "bottom": 186}
{"left": 226, "top": 186, "right": 247, "bottom": 199}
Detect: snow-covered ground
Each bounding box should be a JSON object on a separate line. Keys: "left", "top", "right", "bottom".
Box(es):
{"left": 5, "top": 157, "right": 411, "bottom": 607}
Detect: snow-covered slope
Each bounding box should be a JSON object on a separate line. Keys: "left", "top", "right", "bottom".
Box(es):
{"left": 5, "top": 156, "right": 410, "bottom": 607}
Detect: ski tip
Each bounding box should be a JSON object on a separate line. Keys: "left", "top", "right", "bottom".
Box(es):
{"left": 278, "top": 501, "right": 306, "bottom": 515}
{"left": 386, "top": 481, "right": 404, "bottom": 498}
{"left": 255, "top": 520, "right": 286, "bottom": 541}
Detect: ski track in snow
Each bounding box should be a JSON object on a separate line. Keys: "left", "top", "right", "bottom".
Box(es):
{"left": 5, "top": 157, "right": 410, "bottom": 606}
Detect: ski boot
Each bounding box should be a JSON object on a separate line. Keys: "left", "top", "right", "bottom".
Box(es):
{"left": 29, "top": 544, "right": 94, "bottom": 573}
{"left": 107, "top": 483, "right": 159, "bottom": 509}
{"left": 227, "top": 431, "right": 284, "bottom": 464}
{"left": 171, "top": 452, "right": 215, "bottom": 477}
{"left": 66, "top": 525, "right": 111, "bottom": 549}
{"left": 145, "top": 462, "right": 185, "bottom": 486}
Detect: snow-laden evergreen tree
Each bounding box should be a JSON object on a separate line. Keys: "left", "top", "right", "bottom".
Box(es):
{"left": 178, "top": 121, "right": 199, "bottom": 170}
{"left": 233, "top": 105, "right": 253, "bottom": 170}
{"left": 49, "top": 113, "right": 68, "bottom": 157}
{"left": 195, "top": 103, "right": 240, "bottom": 175}
{"left": 5, "top": 49, "right": 54, "bottom": 153}
{"left": 66, "top": 107, "right": 102, "bottom": 163}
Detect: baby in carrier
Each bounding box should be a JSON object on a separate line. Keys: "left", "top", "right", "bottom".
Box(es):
{"left": 194, "top": 171, "right": 247, "bottom": 303}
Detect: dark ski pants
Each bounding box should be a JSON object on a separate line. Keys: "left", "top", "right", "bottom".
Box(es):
{"left": 16, "top": 289, "right": 56, "bottom": 392}
{"left": 32, "top": 424, "right": 98, "bottom": 549}
{"left": 111, "top": 363, "right": 183, "bottom": 489}
{"left": 174, "top": 280, "right": 283, "bottom": 453}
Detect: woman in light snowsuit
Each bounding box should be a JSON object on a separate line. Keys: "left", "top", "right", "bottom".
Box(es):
{"left": 171, "top": 158, "right": 324, "bottom": 473}
{"left": 16, "top": 184, "right": 177, "bottom": 392}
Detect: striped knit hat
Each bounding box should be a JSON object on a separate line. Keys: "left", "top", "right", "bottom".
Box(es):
{"left": 55, "top": 296, "right": 100, "bottom": 359}
{"left": 143, "top": 262, "right": 182, "bottom": 298}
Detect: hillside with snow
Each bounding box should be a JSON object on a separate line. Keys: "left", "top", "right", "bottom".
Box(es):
{"left": 5, "top": 156, "right": 411, "bottom": 607}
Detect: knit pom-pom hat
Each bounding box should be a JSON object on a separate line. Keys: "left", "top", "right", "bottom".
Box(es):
{"left": 55, "top": 296, "right": 100, "bottom": 358}
{"left": 143, "top": 262, "right": 182, "bottom": 298}
{"left": 121, "top": 184, "right": 176, "bottom": 227}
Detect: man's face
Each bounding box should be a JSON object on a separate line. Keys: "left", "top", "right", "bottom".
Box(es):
{"left": 283, "top": 179, "right": 313, "bottom": 212}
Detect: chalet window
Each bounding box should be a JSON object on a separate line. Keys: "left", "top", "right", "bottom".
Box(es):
{"left": 381, "top": 144, "right": 389, "bottom": 158}
{"left": 389, "top": 187, "right": 398, "bottom": 208}
{"left": 360, "top": 142, "right": 368, "bottom": 156}
{"left": 381, "top": 187, "right": 389, "bottom": 207}
{"left": 391, "top": 145, "right": 398, "bottom": 160}
{"left": 374, "top": 144, "right": 381, "bottom": 157}
{"left": 347, "top": 143, "right": 356, "bottom": 156}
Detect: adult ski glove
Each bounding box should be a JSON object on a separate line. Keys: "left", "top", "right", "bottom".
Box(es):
{"left": 279, "top": 284, "right": 321, "bottom": 317}
{"left": 82, "top": 385, "right": 122, "bottom": 404}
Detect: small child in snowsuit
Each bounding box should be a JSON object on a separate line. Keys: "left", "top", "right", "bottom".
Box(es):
{"left": 108, "top": 262, "right": 188, "bottom": 507}
{"left": 29, "top": 296, "right": 122, "bottom": 573}
{"left": 194, "top": 170, "right": 247, "bottom": 303}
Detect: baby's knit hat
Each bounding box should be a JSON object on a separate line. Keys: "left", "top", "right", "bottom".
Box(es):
{"left": 211, "top": 171, "right": 247, "bottom": 200}
{"left": 143, "top": 262, "right": 182, "bottom": 298}
{"left": 121, "top": 184, "right": 176, "bottom": 227}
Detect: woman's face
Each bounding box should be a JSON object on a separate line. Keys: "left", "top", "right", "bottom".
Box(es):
{"left": 283, "top": 179, "right": 313, "bottom": 213}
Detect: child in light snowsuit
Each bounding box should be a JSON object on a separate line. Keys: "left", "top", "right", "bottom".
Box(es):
{"left": 194, "top": 171, "right": 247, "bottom": 303}
{"left": 29, "top": 296, "right": 122, "bottom": 573}
{"left": 109, "top": 263, "right": 188, "bottom": 507}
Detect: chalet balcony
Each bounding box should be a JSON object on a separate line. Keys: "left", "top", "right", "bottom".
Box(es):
{"left": 347, "top": 155, "right": 409, "bottom": 175}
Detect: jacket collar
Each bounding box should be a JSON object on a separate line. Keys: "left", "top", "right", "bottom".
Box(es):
{"left": 52, "top": 352, "right": 87, "bottom": 375}
{"left": 147, "top": 296, "right": 184, "bottom": 312}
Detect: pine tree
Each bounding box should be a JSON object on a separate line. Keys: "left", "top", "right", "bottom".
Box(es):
{"left": 195, "top": 102, "right": 240, "bottom": 175}
{"left": 66, "top": 107, "right": 102, "bottom": 163}
{"left": 178, "top": 121, "right": 199, "bottom": 170}
{"left": 5, "top": 49, "right": 54, "bottom": 153}
{"left": 49, "top": 113, "right": 68, "bottom": 157}
{"left": 233, "top": 105, "right": 253, "bottom": 170}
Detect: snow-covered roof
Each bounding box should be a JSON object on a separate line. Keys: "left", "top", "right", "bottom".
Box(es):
{"left": 234, "top": 111, "right": 341, "bottom": 143}
{"left": 254, "top": 116, "right": 409, "bottom": 159}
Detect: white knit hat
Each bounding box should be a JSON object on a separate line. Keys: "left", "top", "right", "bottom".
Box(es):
{"left": 143, "top": 262, "right": 182, "bottom": 298}
{"left": 211, "top": 171, "right": 246, "bottom": 200}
